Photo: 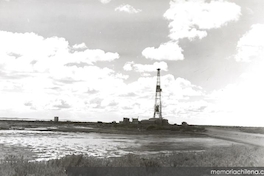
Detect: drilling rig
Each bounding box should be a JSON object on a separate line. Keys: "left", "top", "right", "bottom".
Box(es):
{"left": 153, "top": 68, "right": 162, "bottom": 119}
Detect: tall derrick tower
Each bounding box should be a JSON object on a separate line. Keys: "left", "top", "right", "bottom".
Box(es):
{"left": 153, "top": 68, "right": 162, "bottom": 119}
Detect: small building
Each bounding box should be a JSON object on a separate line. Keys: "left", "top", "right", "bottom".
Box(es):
{"left": 54, "top": 116, "right": 59, "bottom": 122}
{"left": 182, "top": 121, "right": 188, "bottom": 127}
{"left": 141, "top": 118, "right": 169, "bottom": 126}
{"left": 132, "top": 118, "right": 139, "bottom": 124}
{"left": 140, "top": 119, "right": 153, "bottom": 125}
{"left": 149, "top": 118, "right": 163, "bottom": 125}
{"left": 162, "top": 119, "right": 169, "bottom": 125}
{"left": 123, "top": 117, "right": 130, "bottom": 124}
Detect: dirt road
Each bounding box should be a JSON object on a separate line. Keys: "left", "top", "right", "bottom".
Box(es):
{"left": 206, "top": 127, "right": 264, "bottom": 147}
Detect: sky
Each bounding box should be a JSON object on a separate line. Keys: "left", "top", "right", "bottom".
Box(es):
{"left": 0, "top": 0, "right": 264, "bottom": 126}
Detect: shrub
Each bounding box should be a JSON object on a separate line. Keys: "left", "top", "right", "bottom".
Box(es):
{"left": 1, "top": 145, "right": 263, "bottom": 175}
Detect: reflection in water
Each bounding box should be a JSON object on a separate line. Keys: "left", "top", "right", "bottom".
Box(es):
{"left": 0, "top": 130, "right": 240, "bottom": 161}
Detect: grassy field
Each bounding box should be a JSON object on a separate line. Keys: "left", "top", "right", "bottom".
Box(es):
{"left": 0, "top": 145, "right": 263, "bottom": 176}
{"left": 1, "top": 120, "right": 264, "bottom": 175}
{"left": 0, "top": 119, "right": 207, "bottom": 135}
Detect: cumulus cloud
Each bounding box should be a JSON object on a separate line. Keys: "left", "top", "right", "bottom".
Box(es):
{"left": 72, "top": 43, "right": 87, "bottom": 49}
{"left": 0, "top": 31, "right": 124, "bottom": 113}
{"left": 0, "top": 30, "right": 208, "bottom": 123}
{"left": 163, "top": 76, "right": 203, "bottom": 99}
{"left": 164, "top": 0, "right": 241, "bottom": 41}
{"left": 142, "top": 42, "right": 184, "bottom": 61}
{"left": 123, "top": 61, "right": 168, "bottom": 72}
{"left": 115, "top": 74, "right": 204, "bottom": 121}
{"left": 99, "top": 0, "right": 111, "bottom": 4}
{"left": 204, "top": 54, "right": 264, "bottom": 126}
{"left": 51, "top": 99, "right": 71, "bottom": 110}
{"left": 235, "top": 24, "right": 264, "bottom": 62}
{"left": 0, "top": 32, "right": 68, "bottom": 62}
{"left": 24, "top": 102, "right": 33, "bottom": 106}
{"left": 169, "top": 100, "right": 209, "bottom": 115}
{"left": 142, "top": 0, "right": 241, "bottom": 61}
{"left": 123, "top": 61, "right": 133, "bottom": 71}
{"left": 0, "top": 31, "right": 119, "bottom": 73}
{"left": 115, "top": 4, "right": 142, "bottom": 14}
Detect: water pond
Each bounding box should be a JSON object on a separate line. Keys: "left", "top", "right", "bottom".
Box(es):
{"left": 0, "top": 130, "right": 241, "bottom": 161}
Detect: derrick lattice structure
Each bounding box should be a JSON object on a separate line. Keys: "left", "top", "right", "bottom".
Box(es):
{"left": 153, "top": 68, "right": 162, "bottom": 119}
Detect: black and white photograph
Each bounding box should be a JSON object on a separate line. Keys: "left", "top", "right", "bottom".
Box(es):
{"left": 0, "top": 0, "right": 264, "bottom": 175}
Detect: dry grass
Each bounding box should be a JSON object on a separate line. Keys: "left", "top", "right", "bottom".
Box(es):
{"left": 0, "top": 145, "right": 263, "bottom": 175}
{"left": 159, "top": 145, "right": 264, "bottom": 167}
{"left": 0, "top": 156, "right": 66, "bottom": 176}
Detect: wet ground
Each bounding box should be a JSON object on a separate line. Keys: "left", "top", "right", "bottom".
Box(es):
{"left": 0, "top": 129, "right": 243, "bottom": 161}
{"left": 206, "top": 127, "right": 264, "bottom": 147}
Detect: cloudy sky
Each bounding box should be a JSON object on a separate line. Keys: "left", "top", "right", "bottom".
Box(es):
{"left": 0, "top": 0, "right": 264, "bottom": 126}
